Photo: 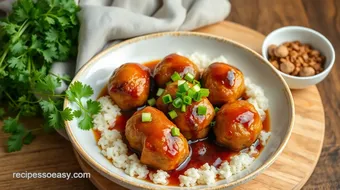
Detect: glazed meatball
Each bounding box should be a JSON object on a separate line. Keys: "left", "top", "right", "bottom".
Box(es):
{"left": 202, "top": 62, "right": 245, "bottom": 106}
{"left": 173, "top": 98, "right": 215, "bottom": 140}
{"left": 125, "top": 106, "right": 189, "bottom": 171}
{"left": 156, "top": 82, "right": 192, "bottom": 113}
{"left": 153, "top": 53, "right": 200, "bottom": 87}
{"left": 156, "top": 82, "right": 215, "bottom": 140}
{"left": 214, "top": 100, "right": 263, "bottom": 151}
{"left": 108, "top": 63, "right": 150, "bottom": 111}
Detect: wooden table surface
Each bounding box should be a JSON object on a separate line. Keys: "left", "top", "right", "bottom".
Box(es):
{"left": 0, "top": 0, "right": 339, "bottom": 189}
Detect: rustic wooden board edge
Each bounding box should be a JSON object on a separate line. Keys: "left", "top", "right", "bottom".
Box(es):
{"left": 291, "top": 88, "right": 325, "bottom": 190}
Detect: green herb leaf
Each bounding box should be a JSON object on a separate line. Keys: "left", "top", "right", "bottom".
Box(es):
{"left": 78, "top": 114, "right": 93, "bottom": 130}
{"left": 48, "top": 111, "right": 64, "bottom": 129}
{"left": 44, "top": 17, "right": 55, "bottom": 25}
{"left": 23, "top": 131, "right": 35, "bottom": 145}
{"left": 35, "top": 74, "right": 61, "bottom": 94}
{"left": 73, "top": 110, "right": 82, "bottom": 118}
{"left": 40, "top": 100, "right": 56, "bottom": 113}
{"left": 10, "top": 40, "right": 27, "bottom": 55}
{"left": 2, "top": 23, "right": 18, "bottom": 35}
{"left": 7, "top": 132, "right": 25, "bottom": 152}
{"left": 60, "top": 108, "right": 74, "bottom": 121}
{"left": 3, "top": 117, "right": 23, "bottom": 133}
{"left": 30, "top": 35, "right": 42, "bottom": 50}
{"left": 46, "top": 29, "right": 59, "bottom": 42}
{"left": 40, "top": 46, "right": 58, "bottom": 63}
{"left": 8, "top": 57, "right": 25, "bottom": 70}
{"left": 65, "top": 81, "right": 101, "bottom": 130}
{"left": 86, "top": 99, "right": 101, "bottom": 115}
{"left": 68, "top": 81, "right": 94, "bottom": 99}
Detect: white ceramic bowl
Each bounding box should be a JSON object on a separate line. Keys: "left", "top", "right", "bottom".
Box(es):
{"left": 64, "top": 32, "right": 295, "bottom": 190}
{"left": 262, "top": 26, "right": 335, "bottom": 89}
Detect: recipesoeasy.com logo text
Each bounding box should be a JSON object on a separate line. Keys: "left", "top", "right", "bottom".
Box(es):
{"left": 13, "top": 171, "right": 91, "bottom": 180}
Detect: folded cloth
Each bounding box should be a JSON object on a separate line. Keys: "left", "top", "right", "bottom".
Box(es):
{"left": 0, "top": 0, "right": 15, "bottom": 14}
{"left": 76, "top": 0, "right": 231, "bottom": 71}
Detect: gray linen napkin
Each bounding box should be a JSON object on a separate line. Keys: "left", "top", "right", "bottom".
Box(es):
{"left": 76, "top": 0, "right": 231, "bottom": 71}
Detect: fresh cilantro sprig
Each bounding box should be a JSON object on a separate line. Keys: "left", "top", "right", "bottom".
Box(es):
{"left": 2, "top": 72, "right": 101, "bottom": 152}
{"left": 34, "top": 75, "right": 101, "bottom": 131}
{"left": 0, "top": 0, "right": 101, "bottom": 153}
{"left": 66, "top": 82, "right": 101, "bottom": 130}
{"left": 2, "top": 114, "right": 36, "bottom": 152}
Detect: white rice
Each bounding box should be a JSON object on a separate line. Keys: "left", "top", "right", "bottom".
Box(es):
{"left": 95, "top": 96, "right": 149, "bottom": 180}
{"left": 186, "top": 52, "right": 229, "bottom": 71}
{"left": 179, "top": 153, "right": 255, "bottom": 187}
{"left": 259, "top": 131, "right": 271, "bottom": 146}
{"left": 93, "top": 53, "right": 271, "bottom": 186}
{"left": 93, "top": 96, "right": 121, "bottom": 132}
{"left": 149, "top": 170, "right": 170, "bottom": 185}
{"left": 248, "top": 145, "right": 259, "bottom": 156}
{"left": 244, "top": 78, "right": 269, "bottom": 121}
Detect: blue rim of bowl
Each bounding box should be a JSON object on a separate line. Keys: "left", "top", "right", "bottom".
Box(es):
{"left": 262, "top": 26, "right": 335, "bottom": 80}
{"left": 64, "top": 31, "right": 295, "bottom": 190}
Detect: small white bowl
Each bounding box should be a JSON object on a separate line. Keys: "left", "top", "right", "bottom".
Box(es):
{"left": 262, "top": 26, "right": 335, "bottom": 89}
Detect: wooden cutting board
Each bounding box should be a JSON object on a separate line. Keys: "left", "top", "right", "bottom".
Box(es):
{"left": 74, "top": 21, "right": 325, "bottom": 190}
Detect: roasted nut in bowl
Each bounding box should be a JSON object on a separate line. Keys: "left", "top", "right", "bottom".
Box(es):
{"left": 64, "top": 32, "right": 294, "bottom": 190}
{"left": 262, "top": 26, "right": 335, "bottom": 89}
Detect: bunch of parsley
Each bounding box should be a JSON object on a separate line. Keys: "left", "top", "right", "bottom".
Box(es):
{"left": 0, "top": 0, "right": 101, "bottom": 152}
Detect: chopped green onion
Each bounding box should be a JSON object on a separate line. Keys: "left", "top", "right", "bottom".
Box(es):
{"left": 210, "top": 121, "right": 216, "bottom": 127}
{"left": 214, "top": 107, "right": 220, "bottom": 113}
{"left": 162, "top": 94, "right": 173, "bottom": 104}
{"left": 183, "top": 96, "right": 192, "bottom": 105}
{"left": 171, "top": 127, "right": 180, "bottom": 136}
{"left": 171, "top": 72, "right": 182, "bottom": 81}
{"left": 197, "top": 105, "right": 207, "bottom": 115}
{"left": 172, "top": 97, "right": 183, "bottom": 108}
{"left": 184, "top": 73, "right": 194, "bottom": 82}
{"left": 142, "top": 112, "right": 152, "bottom": 122}
{"left": 199, "top": 88, "right": 210, "bottom": 97}
{"left": 181, "top": 105, "right": 186, "bottom": 112}
{"left": 178, "top": 80, "right": 186, "bottom": 86}
{"left": 192, "top": 84, "right": 201, "bottom": 92}
{"left": 168, "top": 110, "right": 178, "bottom": 119}
{"left": 147, "top": 98, "right": 156, "bottom": 106}
{"left": 178, "top": 82, "right": 190, "bottom": 92}
{"left": 193, "top": 80, "right": 201, "bottom": 86}
{"left": 176, "top": 91, "right": 185, "bottom": 99}
{"left": 187, "top": 89, "right": 196, "bottom": 98}
{"left": 193, "top": 92, "right": 202, "bottom": 101}
{"left": 156, "top": 88, "right": 165, "bottom": 96}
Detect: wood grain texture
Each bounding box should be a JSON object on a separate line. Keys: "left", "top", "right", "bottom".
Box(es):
{"left": 0, "top": 118, "right": 95, "bottom": 190}
{"left": 227, "top": 1, "right": 340, "bottom": 189}
{"left": 74, "top": 21, "right": 324, "bottom": 190}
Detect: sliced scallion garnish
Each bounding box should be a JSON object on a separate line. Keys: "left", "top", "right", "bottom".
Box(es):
{"left": 197, "top": 105, "right": 207, "bottom": 115}
{"left": 168, "top": 110, "right": 178, "bottom": 119}
{"left": 171, "top": 127, "right": 180, "bottom": 136}
{"left": 142, "top": 112, "right": 152, "bottom": 122}
{"left": 162, "top": 94, "right": 173, "bottom": 104}
{"left": 171, "top": 72, "right": 182, "bottom": 82}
